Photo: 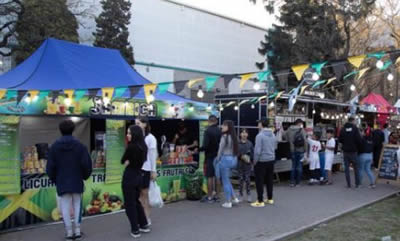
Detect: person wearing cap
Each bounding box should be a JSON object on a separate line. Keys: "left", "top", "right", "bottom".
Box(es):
{"left": 284, "top": 118, "right": 307, "bottom": 187}
{"left": 339, "top": 116, "right": 362, "bottom": 188}
{"left": 251, "top": 118, "right": 277, "bottom": 208}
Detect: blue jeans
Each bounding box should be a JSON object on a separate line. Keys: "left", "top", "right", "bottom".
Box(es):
{"left": 291, "top": 152, "right": 304, "bottom": 185}
{"left": 358, "top": 153, "right": 375, "bottom": 185}
{"left": 219, "top": 155, "right": 238, "bottom": 202}
{"left": 319, "top": 152, "right": 326, "bottom": 179}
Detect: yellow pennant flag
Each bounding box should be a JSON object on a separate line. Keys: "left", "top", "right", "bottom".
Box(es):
{"left": 275, "top": 91, "right": 285, "bottom": 101}
{"left": 300, "top": 85, "right": 309, "bottom": 95}
{"left": 258, "top": 95, "right": 267, "bottom": 102}
{"left": 291, "top": 64, "right": 310, "bottom": 81}
{"left": 28, "top": 90, "right": 40, "bottom": 100}
{"left": 144, "top": 84, "right": 157, "bottom": 103}
{"left": 240, "top": 73, "right": 254, "bottom": 88}
{"left": 226, "top": 101, "right": 236, "bottom": 107}
{"left": 0, "top": 89, "right": 6, "bottom": 99}
{"left": 324, "top": 77, "right": 336, "bottom": 87}
{"left": 396, "top": 56, "right": 400, "bottom": 65}
{"left": 187, "top": 78, "right": 202, "bottom": 88}
{"left": 348, "top": 55, "right": 366, "bottom": 68}
{"left": 64, "top": 89, "right": 75, "bottom": 99}
{"left": 101, "top": 87, "right": 114, "bottom": 99}
{"left": 357, "top": 67, "right": 370, "bottom": 80}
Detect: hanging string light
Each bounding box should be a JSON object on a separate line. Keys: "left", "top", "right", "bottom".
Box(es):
{"left": 350, "top": 84, "right": 356, "bottom": 91}
{"left": 234, "top": 105, "right": 239, "bottom": 111}
{"left": 251, "top": 104, "right": 255, "bottom": 109}
{"left": 376, "top": 60, "right": 384, "bottom": 69}
{"left": 387, "top": 73, "right": 394, "bottom": 81}
{"left": 312, "top": 72, "right": 320, "bottom": 81}
{"left": 312, "top": 109, "right": 316, "bottom": 114}
{"left": 197, "top": 85, "right": 204, "bottom": 99}
{"left": 253, "top": 82, "right": 261, "bottom": 91}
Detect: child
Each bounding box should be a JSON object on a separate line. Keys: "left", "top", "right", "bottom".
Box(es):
{"left": 324, "top": 130, "right": 336, "bottom": 185}
{"left": 307, "top": 134, "right": 321, "bottom": 185}
{"left": 238, "top": 129, "right": 254, "bottom": 203}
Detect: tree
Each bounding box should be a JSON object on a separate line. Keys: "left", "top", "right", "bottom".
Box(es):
{"left": 93, "top": 0, "right": 134, "bottom": 65}
{"left": 13, "top": 0, "right": 79, "bottom": 64}
{"left": 0, "top": 0, "right": 23, "bottom": 56}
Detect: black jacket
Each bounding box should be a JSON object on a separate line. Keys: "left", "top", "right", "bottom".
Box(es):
{"left": 339, "top": 122, "right": 362, "bottom": 153}
{"left": 359, "top": 136, "right": 373, "bottom": 154}
{"left": 200, "top": 124, "right": 222, "bottom": 159}
{"left": 372, "top": 129, "right": 385, "bottom": 148}
{"left": 121, "top": 142, "right": 147, "bottom": 170}
{"left": 46, "top": 136, "right": 92, "bottom": 196}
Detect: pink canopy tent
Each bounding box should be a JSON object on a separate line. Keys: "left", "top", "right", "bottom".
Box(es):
{"left": 360, "top": 92, "right": 394, "bottom": 126}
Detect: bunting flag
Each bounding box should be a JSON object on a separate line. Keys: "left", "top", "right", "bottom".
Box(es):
{"left": 300, "top": 85, "right": 309, "bottom": 95}
{"left": 257, "top": 70, "right": 271, "bottom": 82}
{"left": 17, "top": 90, "right": 28, "bottom": 104}
{"left": 226, "top": 101, "right": 236, "bottom": 107}
{"left": 102, "top": 87, "right": 114, "bottom": 100}
{"left": 312, "top": 80, "right": 326, "bottom": 89}
{"left": 28, "top": 90, "right": 40, "bottom": 101}
{"left": 205, "top": 76, "right": 219, "bottom": 91}
{"left": 129, "top": 86, "right": 141, "bottom": 98}
{"left": 64, "top": 89, "right": 74, "bottom": 99}
{"left": 187, "top": 78, "right": 202, "bottom": 88}
{"left": 240, "top": 73, "right": 254, "bottom": 88}
{"left": 6, "top": 90, "right": 17, "bottom": 100}
{"left": 390, "top": 52, "right": 400, "bottom": 64}
{"left": 380, "top": 60, "right": 392, "bottom": 71}
{"left": 344, "top": 70, "right": 359, "bottom": 80}
{"left": 292, "top": 64, "right": 310, "bottom": 81}
{"left": 347, "top": 55, "right": 366, "bottom": 68}
{"left": 158, "top": 82, "right": 171, "bottom": 94}
{"left": 239, "top": 99, "right": 248, "bottom": 105}
{"left": 357, "top": 67, "right": 370, "bottom": 80}
{"left": 88, "top": 89, "right": 99, "bottom": 100}
{"left": 113, "top": 87, "right": 127, "bottom": 99}
{"left": 396, "top": 56, "right": 400, "bottom": 65}
{"left": 367, "top": 52, "right": 385, "bottom": 59}
{"left": 275, "top": 91, "right": 285, "bottom": 100}
{"left": 223, "top": 75, "right": 236, "bottom": 88}
{"left": 38, "top": 90, "right": 50, "bottom": 99}
{"left": 0, "top": 89, "right": 6, "bottom": 99}
{"left": 74, "top": 89, "right": 86, "bottom": 101}
{"left": 258, "top": 95, "right": 267, "bottom": 102}
{"left": 51, "top": 90, "right": 61, "bottom": 102}
{"left": 311, "top": 62, "right": 327, "bottom": 75}
{"left": 323, "top": 77, "right": 336, "bottom": 87}
{"left": 144, "top": 84, "right": 157, "bottom": 103}
{"left": 249, "top": 97, "right": 258, "bottom": 103}
{"left": 268, "top": 92, "right": 278, "bottom": 99}
{"left": 174, "top": 81, "right": 186, "bottom": 94}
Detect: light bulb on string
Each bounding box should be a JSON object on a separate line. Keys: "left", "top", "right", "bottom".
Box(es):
{"left": 312, "top": 72, "right": 320, "bottom": 81}
{"left": 350, "top": 84, "right": 356, "bottom": 91}
{"left": 319, "top": 93, "right": 325, "bottom": 99}
{"left": 234, "top": 105, "right": 239, "bottom": 111}
{"left": 312, "top": 109, "right": 316, "bottom": 114}
{"left": 219, "top": 106, "right": 224, "bottom": 111}
{"left": 197, "top": 85, "right": 204, "bottom": 99}
{"left": 376, "top": 60, "right": 384, "bottom": 69}
{"left": 269, "top": 102, "right": 275, "bottom": 108}
{"left": 253, "top": 82, "right": 261, "bottom": 91}
{"left": 387, "top": 73, "right": 394, "bottom": 81}
{"left": 251, "top": 104, "right": 255, "bottom": 109}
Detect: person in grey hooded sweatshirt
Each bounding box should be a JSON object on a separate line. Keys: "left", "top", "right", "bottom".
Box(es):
{"left": 251, "top": 118, "right": 277, "bottom": 208}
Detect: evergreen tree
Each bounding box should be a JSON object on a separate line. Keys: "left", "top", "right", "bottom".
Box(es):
{"left": 14, "top": 0, "right": 79, "bottom": 64}
{"left": 93, "top": 0, "right": 134, "bottom": 65}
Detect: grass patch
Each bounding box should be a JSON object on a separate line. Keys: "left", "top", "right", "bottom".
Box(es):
{"left": 284, "top": 195, "right": 400, "bottom": 241}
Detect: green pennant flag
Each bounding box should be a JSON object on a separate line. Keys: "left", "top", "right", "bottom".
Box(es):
{"left": 158, "top": 82, "right": 171, "bottom": 94}
{"left": 113, "top": 87, "right": 127, "bottom": 99}
{"left": 312, "top": 80, "right": 326, "bottom": 89}
{"left": 367, "top": 52, "right": 385, "bottom": 59}
{"left": 74, "top": 89, "right": 87, "bottom": 101}
{"left": 205, "top": 76, "right": 219, "bottom": 91}
{"left": 38, "top": 90, "right": 50, "bottom": 99}
{"left": 311, "top": 61, "right": 327, "bottom": 75}
{"left": 380, "top": 60, "right": 392, "bottom": 71}
{"left": 344, "top": 71, "right": 359, "bottom": 80}
{"left": 6, "top": 90, "right": 17, "bottom": 100}
{"left": 268, "top": 92, "right": 278, "bottom": 99}
{"left": 257, "top": 70, "right": 271, "bottom": 82}
{"left": 250, "top": 97, "right": 258, "bottom": 103}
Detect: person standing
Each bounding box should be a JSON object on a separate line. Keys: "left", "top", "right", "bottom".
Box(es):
{"left": 121, "top": 125, "right": 150, "bottom": 238}
{"left": 200, "top": 115, "right": 222, "bottom": 203}
{"left": 284, "top": 119, "right": 307, "bottom": 187}
{"left": 383, "top": 123, "right": 391, "bottom": 145}
{"left": 216, "top": 120, "right": 239, "bottom": 208}
{"left": 324, "top": 129, "right": 336, "bottom": 185}
{"left": 372, "top": 125, "right": 385, "bottom": 169}
{"left": 46, "top": 120, "right": 92, "bottom": 241}
{"left": 237, "top": 128, "right": 254, "bottom": 203}
{"left": 251, "top": 118, "right": 277, "bottom": 208}
{"left": 135, "top": 117, "right": 158, "bottom": 225}
{"left": 339, "top": 116, "right": 362, "bottom": 188}
{"left": 358, "top": 128, "right": 376, "bottom": 189}
{"left": 306, "top": 134, "right": 321, "bottom": 185}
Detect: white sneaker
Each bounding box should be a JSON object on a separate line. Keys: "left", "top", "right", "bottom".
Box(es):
{"left": 232, "top": 198, "right": 240, "bottom": 205}
{"left": 247, "top": 195, "right": 252, "bottom": 203}
{"left": 222, "top": 202, "right": 232, "bottom": 208}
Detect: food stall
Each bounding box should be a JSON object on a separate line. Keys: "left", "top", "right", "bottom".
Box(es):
{"left": 0, "top": 39, "right": 216, "bottom": 230}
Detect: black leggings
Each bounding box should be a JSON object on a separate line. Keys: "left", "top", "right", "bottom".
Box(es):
{"left": 255, "top": 161, "right": 275, "bottom": 202}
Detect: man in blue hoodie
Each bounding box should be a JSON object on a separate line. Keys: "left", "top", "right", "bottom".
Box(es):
{"left": 47, "top": 120, "right": 92, "bottom": 240}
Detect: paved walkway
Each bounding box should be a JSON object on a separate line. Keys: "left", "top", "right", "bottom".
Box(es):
{"left": 2, "top": 173, "right": 399, "bottom": 241}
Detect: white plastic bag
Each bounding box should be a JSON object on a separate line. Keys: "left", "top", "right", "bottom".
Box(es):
{"left": 149, "top": 181, "right": 164, "bottom": 208}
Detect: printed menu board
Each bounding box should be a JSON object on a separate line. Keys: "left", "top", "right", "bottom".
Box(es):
{"left": 105, "top": 120, "right": 126, "bottom": 184}
{"left": 0, "top": 116, "right": 21, "bottom": 195}
{"left": 378, "top": 145, "right": 399, "bottom": 181}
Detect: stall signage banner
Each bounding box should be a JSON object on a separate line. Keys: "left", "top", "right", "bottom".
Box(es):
{"left": 0, "top": 116, "right": 21, "bottom": 195}
{"left": 105, "top": 120, "right": 126, "bottom": 184}
{"left": 378, "top": 145, "right": 400, "bottom": 181}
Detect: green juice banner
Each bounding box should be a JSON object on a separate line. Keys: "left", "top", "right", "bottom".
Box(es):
{"left": 105, "top": 120, "right": 126, "bottom": 184}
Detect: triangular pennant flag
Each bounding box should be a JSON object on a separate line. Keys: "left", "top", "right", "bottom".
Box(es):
{"left": 17, "top": 90, "right": 28, "bottom": 104}
{"left": 367, "top": 52, "right": 385, "bottom": 59}
{"left": 39, "top": 90, "right": 50, "bottom": 99}
{"left": 74, "top": 89, "right": 86, "bottom": 101}
{"left": 275, "top": 91, "right": 285, "bottom": 100}
{"left": 258, "top": 95, "right": 267, "bottom": 102}
{"left": 268, "top": 92, "right": 278, "bottom": 99}
{"left": 205, "top": 76, "right": 219, "bottom": 91}
{"left": 323, "top": 77, "right": 336, "bottom": 87}
{"left": 311, "top": 62, "right": 327, "bottom": 75}
{"left": 51, "top": 90, "right": 61, "bottom": 102}
{"left": 239, "top": 99, "right": 249, "bottom": 105}
{"left": 187, "top": 78, "right": 202, "bottom": 88}
{"left": 347, "top": 55, "right": 366, "bottom": 68}
{"left": 240, "top": 73, "right": 254, "bottom": 88}
{"left": 158, "top": 82, "right": 171, "bottom": 94}
{"left": 312, "top": 80, "right": 326, "bottom": 89}
{"left": 344, "top": 71, "right": 359, "bottom": 80}
{"left": 291, "top": 64, "right": 310, "bottom": 81}
{"left": 396, "top": 56, "right": 400, "bottom": 65}
{"left": 28, "top": 90, "right": 39, "bottom": 101}
{"left": 88, "top": 89, "right": 99, "bottom": 100}
{"left": 380, "top": 60, "right": 392, "bottom": 71}
{"left": 64, "top": 89, "right": 75, "bottom": 99}
{"left": 144, "top": 84, "right": 157, "bottom": 103}
{"left": 6, "top": 90, "right": 17, "bottom": 100}
{"left": 300, "top": 85, "right": 309, "bottom": 95}
{"left": 357, "top": 67, "right": 370, "bottom": 80}
{"left": 0, "top": 89, "right": 6, "bottom": 99}
{"left": 102, "top": 87, "right": 114, "bottom": 100}
{"left": 390, "top": 52, "right": 400, "bottom": 64}
{"left": 174, "top": 81, "right": 186, "bottom": 94}
{"left": 249, "top": 97, "right": 258, "bottom": 103}
{"left": 226, "top": 101, "right": 236, "bottom": 107}
{"left": 129, "top": 86, "right": 141, "bottom": 98}
{"left": 257, "top": 70, "right": 271, "bottom": 82}
{"left": 223, "top": 75, "right": 236, "bottom": 88}
{"left": 113, "top": 87, "right": 127, "bottom": 99}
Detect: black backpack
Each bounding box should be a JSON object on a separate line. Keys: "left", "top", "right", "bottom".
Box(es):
{"left": 294, "top": 129, "right": 305, "bottom": 147}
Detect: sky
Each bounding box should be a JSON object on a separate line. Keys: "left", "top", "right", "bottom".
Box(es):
{"left": 165, "top": 0, "right": 276, "bottom": 29}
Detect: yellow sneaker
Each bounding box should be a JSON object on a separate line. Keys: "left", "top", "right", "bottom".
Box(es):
{"left": 267, "top": 199, "right": 274, "bottom": 205}
{"left": 251, "top": 201, "right": 265, "bottom": 208}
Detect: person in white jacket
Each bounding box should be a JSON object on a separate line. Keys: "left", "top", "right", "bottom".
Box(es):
{"left": 136, "top": 117, "right": 158, "bottom": 226}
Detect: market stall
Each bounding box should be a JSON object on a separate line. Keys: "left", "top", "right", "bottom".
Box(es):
{"left": 359, "top": 92, "right": 395, "bottom": 128}
{"left": 0, "top": 38, "right": 215, "bottom": 230}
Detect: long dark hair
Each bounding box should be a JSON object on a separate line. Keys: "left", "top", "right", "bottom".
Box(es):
{"left": 222, "top": 120, "right": 239, "bottom": 156}
{"left": 129, "top": 125, "right": 148, "bottom": 161}
{"left": 138, "top": 117, "right": 151, "bottom": 136}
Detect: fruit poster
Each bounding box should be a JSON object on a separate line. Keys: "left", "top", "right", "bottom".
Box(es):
{"left": 0, "top": 115, "right": 21, "bottom": 195}
{"left": 105, "top": 120, "right": 126, "bottom": 184}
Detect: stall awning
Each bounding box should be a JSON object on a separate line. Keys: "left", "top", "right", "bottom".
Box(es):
{"left": 360, "top": 93, "right": 394, "bottom": 114}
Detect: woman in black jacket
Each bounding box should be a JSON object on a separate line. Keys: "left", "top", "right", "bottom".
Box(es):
{"left": 121, "top": 125, "right": 150, "bottom": 238}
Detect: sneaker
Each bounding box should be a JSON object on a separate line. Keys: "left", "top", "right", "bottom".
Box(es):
{"left": 130, "top": 231, "right": 141, "bottom": 239}
{"left": 147, "top": 218, "right": 152, "bottom": 226}
{"left": 247, "top": 195, "right": 252, "bottom": 203}
{"left": 65, "top": 235, "right": 74, "bottom": 241}
{"left": 74, "top": 233, "right": 83, "bottom": 241}
{"left": 251, "top": 201, "right": 265, "bottom": 208}
{"left": 232, "top": 198, "right": 240, "bottom": 205}
{"left": 289, "top": 183, "right": 295, "bottom": 187}
{"left": 200, "top": 196, "right": 210, "bottom": 203}
{"left": 222, "top": 202, "right": 232, "bottom": 208}
{"left": 267, "top": 199, "right": 274, "bottom": 205}
{"left": 139, "top": 226, "right": 151, "bottom": 233}
{"left": 369, "top": 184, "right": 376, "bottom": 189}
{"left": 213, "top": 196, "right": 221, "bottom": 203}
{"left": 308, "top": 180, "right": 314, "bottom": 185}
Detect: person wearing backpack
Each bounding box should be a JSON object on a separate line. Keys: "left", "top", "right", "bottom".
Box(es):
{"left": 284, "top": 119, "right": 307, "bottom": 187}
